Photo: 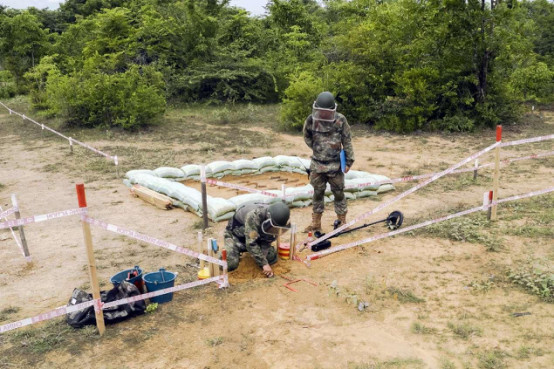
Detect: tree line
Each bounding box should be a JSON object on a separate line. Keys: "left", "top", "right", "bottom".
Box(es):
{"left": 0, "top": 0, "right": 552, "bottom": 131}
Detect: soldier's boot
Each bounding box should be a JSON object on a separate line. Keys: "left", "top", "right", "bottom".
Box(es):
{"left": 303, "top": 213, "right": 322, "bottom": 233}
{"left": 336, "top": 212, "right": 349, "bottom": 231}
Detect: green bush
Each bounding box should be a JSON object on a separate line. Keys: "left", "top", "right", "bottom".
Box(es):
{"left": 279, "top": 70, "right": 325, "bottom": 131}
{"left": 0, "top": 70, "right": 17, "bottom": 99}
{"left": 45, "top": 65, "right": 166, "bottom": 129}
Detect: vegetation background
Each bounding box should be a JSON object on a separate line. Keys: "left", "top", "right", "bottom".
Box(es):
{"left": 0, "top": 0, "right": 553, "bottom": 132}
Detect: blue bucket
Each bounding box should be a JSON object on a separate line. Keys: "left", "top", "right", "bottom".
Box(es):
{"left": 143, "top": 268, "right": 177, "bottom": 304}
{"left": 110, "top": 266, "right": 144, "bottom": 291}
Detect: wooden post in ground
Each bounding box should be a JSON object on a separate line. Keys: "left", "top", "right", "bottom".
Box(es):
{"left": 197, "top": 231, "right": 204, "bottom": 269}
{"left": 114, "top": 156, "right": 119, "bottom": 178}
{"left": 289, "top": 224, "right": 296, "bottom": 260}
{"left": 221, "top": 249, "right": 228, "bottom": 282}
{"left": 491, "top": 125, "right": 502, "bottom": 221}
{"left": 69, "top": 137, "right": 73, "bottom": 154}
{"left": 76, "top": 184, "right": 105, "bottom": 336}
{"left": 10, "top": 194, "right": 31, "bottom": 261}
{"left": 207, "top": 238, "right": 215, "bottom": 277}
{"left": 473, "top": 159, "right": 479, "bottom": 180}
{"left": 212, "top": 239, "right": 220, "bottom": 277}
{"left": 201, "top": 165, "right": 209, "bottom": 230}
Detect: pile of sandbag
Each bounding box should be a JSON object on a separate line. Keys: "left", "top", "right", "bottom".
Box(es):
{"left": 124, "top": 155, "right": 395, "bottom": 221}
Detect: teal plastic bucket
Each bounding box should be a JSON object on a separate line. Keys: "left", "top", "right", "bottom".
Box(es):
{"left": 110, "top": 266, "right": 144, "bottom": 291}
{"left": 143, "top": 268, "right": 177, "bottom": 304}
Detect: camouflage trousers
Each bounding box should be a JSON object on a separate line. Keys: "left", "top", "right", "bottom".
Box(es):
{"left": 310, "top": 171, "right": 347, "bottom": 214}
{"left": 223, "top": 230, "right": 277, "bottom": 271}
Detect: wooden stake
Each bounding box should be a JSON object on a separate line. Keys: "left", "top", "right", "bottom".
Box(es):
{"left": 289, "top": 224, "right": 296, "bottom": 260}
{"left": 69, "top": 137, "right": 73, "bottom": 154}
{"left": 201, "top": 165, "right": 209, "bottom": 230}
{"left": 491, "top": 125, "right": 502, "bottom": 221}
{"left": 197, "top": 231, "right": 204, "bottom": 269}
{"left": 207, "top": 238, "right": 215, "bottom": 277}
{"left": 76, "top": 184, "right": 105, "bottom": 336}
{"left": 222, "top": 249, "right": 228, "bottom": 279}
{"left": 10, "top": 194, "right": 31, "bottom": 261}
{"left": 212, "top": 239, "right": 220, "bottom": 277}
{"left": 473, "top": 159, "right": 478, "bottom": 180}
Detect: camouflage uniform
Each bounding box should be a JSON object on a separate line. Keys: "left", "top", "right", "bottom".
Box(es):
{"left": 303, "top": 112, "right": 355, "bottom": 214}
{"left": 224, "top": 203, "right": 278, "bottom": 271}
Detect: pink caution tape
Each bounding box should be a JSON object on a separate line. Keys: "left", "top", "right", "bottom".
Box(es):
{"left": 84, "top": 217, "right": 227, "bottom": 267}
{"left": 308, "top": 142, "right": 501, "bottom": 248}
{"left": 0, "top": 207, "right": 16, "bottom": 219}
{"left": 0, "top": 275, "right": 226, "bottom": 334}
{"left": 307, "top": 186, "right": 554, "bottom": 261}
{"left": 0, "top": 102, "right": 117, "bottom": 162}
{"left": 0, "top": 208, "right": 87, "bottom": 230}
{"left": 0, "top": 299, "right": 97, "bottom": 334}
{"left": 499, "top": 134, "right": 554, "bottom": 147}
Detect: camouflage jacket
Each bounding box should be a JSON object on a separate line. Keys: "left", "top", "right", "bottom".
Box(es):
{"left": 230, "top": 204, "right": 275, "bottom": 267}
{"left": 303, "top": 112, "right": 355, "bottom": 173}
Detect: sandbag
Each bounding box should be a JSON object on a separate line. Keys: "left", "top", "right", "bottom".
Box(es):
{"left": 252, "top": 156, "right": 276, "bottom": 168}
{"left": 207, "top": 161, "right": 234, "bottom": 175}
{"left": 180, "top": 164, "right": 200, "bottom": 177}
{"left": 231, "top": 159, "right": 258, "bottom": 171}
{"left": 154, "top": 167, "right": 185, "bottom": 179}
{"left": 126, "top": 169, "right": 157, "bottom": 178}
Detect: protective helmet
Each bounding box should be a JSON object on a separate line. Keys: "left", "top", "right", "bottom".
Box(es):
{"left": 268, "top": 202, "right": 290, "bottom": 227}
{"left": 313, "top": 91, "right": 337, "bottom": 122}
{"left": 315, "top": 91, "right": 335, "bottom": 109}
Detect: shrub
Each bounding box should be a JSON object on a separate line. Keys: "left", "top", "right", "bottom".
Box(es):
{"left": 46, "top": 64, "right": 166, "bottom": 129}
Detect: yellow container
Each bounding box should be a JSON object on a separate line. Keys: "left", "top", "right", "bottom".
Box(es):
{"left": 197, "top": 267, "right": 211, "bottom": 280}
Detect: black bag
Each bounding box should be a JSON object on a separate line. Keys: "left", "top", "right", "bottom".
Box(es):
{"left": 66, "top": 281, "right": 146, "bottom": 328}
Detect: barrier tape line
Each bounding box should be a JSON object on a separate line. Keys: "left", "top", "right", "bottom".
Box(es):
{"left": 0, "top": 274, "right": 225, "bottom": 334}
{"left": 84, "top": 217, "right": 227, "bottom": 267}
{"left": 0, "top": 299, "right": 97, "bottom": 334}
{"left": 0, "top": 102, "right": 117, "bottom": 163}
{"left": 102, "top": 276, "right": 222, "bottom": 309}
{"left": 205, "top": 178, "right": 279, "bottom": 197}
{"left": 0, "top": 208, "right": 87, "bottom": 230}
{"left": 0, "top": 207, "right": 16, "bottom": 219}
{"left": 499, "top": 134, "right": 554, "bottom": 148}
{"left": 307, "top": 186, "right": 554, "bottom": 261}
{"left": 0, "top": 205, "right": 25, "bottom": 257}
{"left": 308, "top": 142, "right": 501, "bottom": 247}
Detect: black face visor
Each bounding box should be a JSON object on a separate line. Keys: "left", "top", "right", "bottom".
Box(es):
{"left": 261, "top": 218, "right": 291, "bottom": 236}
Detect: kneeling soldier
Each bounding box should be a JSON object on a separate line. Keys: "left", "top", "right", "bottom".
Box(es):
{"left": 224, "top": 201, "right": 290, "bottom": 278}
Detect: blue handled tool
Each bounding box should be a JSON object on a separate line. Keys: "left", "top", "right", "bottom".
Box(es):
{"left": 340, "top": 149, "right": 346, "bottom": 173}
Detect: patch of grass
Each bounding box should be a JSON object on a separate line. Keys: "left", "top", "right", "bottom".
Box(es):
{"left": 0, "top": 183, "right": 5, "bottom": 190}
{"left": 6, "top": 319, "right": 98, "bottom": 360}
{"left": 386, "top": 287, "right": 425, "bottom": 303}
{"left": 447, "top": 321, "right": 482, "bottom": 340}
{"left": 515, "top": 345, "right": 544, "bottom": 359}
{"left": 0, "top": 307, "right": 20, "bottom": 322}
{"left": 439, "top": 357, "right": 456, "bottom": 369}
{"left": 348, "top": 357, "right": 425, "bottom": 369}
{"left": 206, "top": 336, "right": 223, "bottom": 347}
{"left": 507, "top": 266, "right": 553, "bottom": 302}
{"left": 477, "top": 349, "right": 507, "bottom": 369}
{"left": 419, "top": 213, "right": 504, "bottom": 252}
{"left": 411, "top": 321, "right": 436, "bottom": 335}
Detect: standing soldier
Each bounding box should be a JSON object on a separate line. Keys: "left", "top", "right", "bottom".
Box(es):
{"left": 224, "top": 202, "right": 290, "bottom": 278}
{"left": 303, "top": 91, "right": 355, "bottom": 232}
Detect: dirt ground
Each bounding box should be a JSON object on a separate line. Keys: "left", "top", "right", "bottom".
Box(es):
{"left": 0, "top": 103, "right": 553, "bottom": 369}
